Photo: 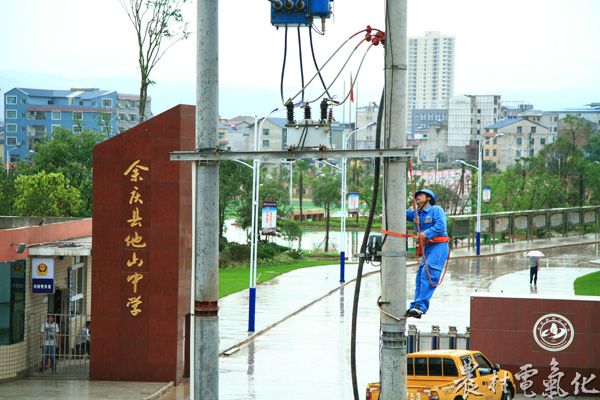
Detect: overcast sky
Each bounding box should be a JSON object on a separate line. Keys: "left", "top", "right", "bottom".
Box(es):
{"left": 1, "top": 0, "right": 599, "bottom": 121}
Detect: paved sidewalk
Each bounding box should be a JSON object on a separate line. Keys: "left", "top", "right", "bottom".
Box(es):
{"left": 0, "top": 379, "right": 172, "bottom": 400}
{"left": 219, "top": 262, "right": 380, "bottom": 354}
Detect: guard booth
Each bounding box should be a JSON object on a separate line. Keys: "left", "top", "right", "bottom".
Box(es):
{"left": 0, "top": 217, "right": 93, "bottom": 382}
{"left": 25, "top": 238, "right": 93, "bottom": 379}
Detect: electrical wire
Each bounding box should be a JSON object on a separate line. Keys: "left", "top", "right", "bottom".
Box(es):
{"left": 351, "top": 90, "right": 384, "bottom": 400}
{"left": 287, "top": 28, "right": 381, "bottom": 104}
{"left": 309, "top": 26, "right": 331, "bottom": 98}
{"left": 297, "top": 27, "right": 305, "bottom": 103}
{"left": 297, "top": 123, "right": 309, "bottom": 149}
{"left": 328, "top": 44, "right": 373, "bottom": 107}
{"left": 304, "top": 41, "right": 372, "bottom": 105}
{"left": 280, "top": 27, "right": 289, "bottom": 104}
{"left": 311, "top": 22, "right": 325, "bottom": 36}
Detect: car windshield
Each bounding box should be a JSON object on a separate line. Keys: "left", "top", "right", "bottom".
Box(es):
{"left": 473, "top": 353, "right": 494, "bottom": 376}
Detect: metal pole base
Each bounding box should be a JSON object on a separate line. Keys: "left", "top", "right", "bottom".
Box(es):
{"left": 248, "top": 287, "right": 256, "bottom": 332}
{"left": 340, "top": 251, "right": 345, "bottom": 283}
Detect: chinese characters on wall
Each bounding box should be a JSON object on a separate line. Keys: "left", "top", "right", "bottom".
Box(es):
{"left": 515, "top": 358, "right": 600, "bottom": 398}
{"left": 123, "top": 160, "right": 149, "bottom": 317}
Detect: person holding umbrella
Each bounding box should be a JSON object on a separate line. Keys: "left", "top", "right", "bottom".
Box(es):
{"left": 526, "top": 250, "right": 544, "bottom": 287}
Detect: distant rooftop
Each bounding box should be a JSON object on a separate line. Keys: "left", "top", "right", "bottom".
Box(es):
{"left": 10, "top": 87, "right": 116, "bottom": 100}
{"left": 485, "top": 117, "right": 523, "bottom": 130}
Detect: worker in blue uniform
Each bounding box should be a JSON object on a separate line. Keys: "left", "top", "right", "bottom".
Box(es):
{"left": 405, "top": 189, "right": 449, "bottom": 319}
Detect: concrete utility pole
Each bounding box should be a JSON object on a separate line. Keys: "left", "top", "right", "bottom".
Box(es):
{"left": 194, "top": 1, "right": 219, "bottom": 399}
{"left": 379, "top": 1, "right": 408, "bottom": 400}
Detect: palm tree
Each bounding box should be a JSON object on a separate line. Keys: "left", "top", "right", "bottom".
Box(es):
{"left": 311, "top": 168, "right": 341, "bottom": 252}
{"left": 294, "top": 160, "right": 310, "bottom": 222}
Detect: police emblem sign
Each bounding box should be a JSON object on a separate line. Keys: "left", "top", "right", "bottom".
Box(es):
{"left": 32, "top": 258, "right": 55, "bottom": 294}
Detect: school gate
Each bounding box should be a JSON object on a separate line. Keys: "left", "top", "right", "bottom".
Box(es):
{"left": 470, "top": 294, "right": 600, "bottom": 396}
{"left": 91, "top": 105, "right": 194, "bottom": 382}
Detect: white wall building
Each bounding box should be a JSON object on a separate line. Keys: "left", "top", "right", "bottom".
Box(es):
{"left": 354, "top": 102, "right": 379, "bottom": 149}
{"left": 484, "top": 117, "right": 551, "bottom": 171}
{"left": 408, "top": 31, "right": 455, "bottom": 132}
{"left": 448, "top": 94, "right": 502, "bottom": 150}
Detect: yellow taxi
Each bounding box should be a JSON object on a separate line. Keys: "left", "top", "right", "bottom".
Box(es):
{"left": 366, "top": 350, "right": 516, "bottom": 400}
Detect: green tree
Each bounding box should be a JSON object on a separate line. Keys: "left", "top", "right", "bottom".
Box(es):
{"left": 0, "top": 173, "right": 17, "bottom": 215}
{"left": 261, "top": 166, "right": 301, "bottom": 243}
{"left": 235, "top": 165, "right": 300, "bottom": 244}
{"left": 19, "top": 127, "right": 106, "bottom": 216}
{"left": 559, "top": 114, "right": 592, "bottom": 152}
{"left": 219, "top": 160, "right": 252, "bottom": 239}
{"left": 584, "top": 133, "right": 600, "bottom": 162}
{"left": 294, "top": 160, "right": 311, "bottom": 222}
{"left": 428, "top": 183, "right": 464, "bottom": 213}
{"left": 13, "top": 171, "right": 84, "bottom": 217}
{"left": 311, "top": 168, "right": 341, "bottom": 252}
{"left": 486, "top": 160, "right": 566, "bottom": 211}
{"left": 120, "top": 0, "right": 190, "bottom": 122}
{"left": 348, "top": 159, "right": 366, "bottom": 186}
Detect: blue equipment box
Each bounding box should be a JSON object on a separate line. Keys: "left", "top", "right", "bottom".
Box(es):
{"left": 271, "top": 0, "right": 332, "bottom": 27}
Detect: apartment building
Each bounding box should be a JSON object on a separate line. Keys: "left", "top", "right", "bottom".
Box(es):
{"left": 3, "top": 88, "right": 151, "bottom": 163}
{"left": 408, "top": 31, "right": 455, "bottom": 133}
{"left": 354, "top": 102, "right": 379, "bottom": 149}
{"left": 116, "top": 94, "right": 153, "bottom": 133}
{"left": 483, "top": 117, "right": 550, "bottom": 171}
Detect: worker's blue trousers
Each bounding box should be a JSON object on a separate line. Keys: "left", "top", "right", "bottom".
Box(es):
{"left": 409, "top": 265, "right": 442, "bottom": 313}
{"left": 409, "top": 243, "right": 449, "bottom": 313}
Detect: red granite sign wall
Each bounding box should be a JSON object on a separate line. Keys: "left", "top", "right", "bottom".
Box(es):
{"left": 470, "top": 294, "right": 600, "bottom": 396}
{"left": 91, "top": 105, "right": 194, "bottom": 383}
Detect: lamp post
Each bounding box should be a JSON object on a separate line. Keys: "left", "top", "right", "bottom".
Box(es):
{"left": 6, "top": 146, "right": 19, "bottom": 175}
{"left": 457, "top": 132, "right": 503, "bottom": 255}
{"left": 340, "top": 121, "right": 376, "bottom": 282}
{"left": 288, "top": 160, "right": 294, "bottom": 208}
{"left": 248, "top": 108, "right": 279, "bottom": 332}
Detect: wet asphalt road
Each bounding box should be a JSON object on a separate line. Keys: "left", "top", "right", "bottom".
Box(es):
{"left": 219, "top": 243, "right": 600, "bottom": 400}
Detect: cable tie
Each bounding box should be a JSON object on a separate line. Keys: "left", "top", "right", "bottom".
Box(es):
{"left": 379, "top": 251, "right": 407, "bottom": 257}
{"left": 384, "top": 63, "right": 407, "bottom": 71}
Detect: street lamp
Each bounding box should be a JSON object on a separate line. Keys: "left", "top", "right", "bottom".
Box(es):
{"left": 248, "top": 108, "right": 279, "bottom": 332}
{"left": 339, "top": 121, "right": 377, "bottom": 282}
{"left": 6, "top": 146, "right": 20, "bottom": 175}
{"left": 287, "top": 160, "right": 294, "bottom": 208}
{"left": 456, "top": 132, "right": 503, "bottom": 255}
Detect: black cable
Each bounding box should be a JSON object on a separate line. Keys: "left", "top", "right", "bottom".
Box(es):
{"left": 297, "top": 27, "right": 305, "bottom": 103}
{"left": 306, "top": 40, "right": 369, "bottom": 105}
{"left": 288, "top": 29, "right": 374, "bottom": 104}
{"left": 309, "top": 26, "right": 331, "bottom": 98}
{"left": 351, "top": 90, "right": 384, "bottom": 400}
{"left": 297, "top": 123, "right": 309, "bottom": 149}
{"left": 280, "top": 27, "right": 289, "bottom": 104}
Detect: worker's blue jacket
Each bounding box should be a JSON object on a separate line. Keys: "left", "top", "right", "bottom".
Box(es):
{"left": 406, "top": 204, "right": 449, "bottom": 271}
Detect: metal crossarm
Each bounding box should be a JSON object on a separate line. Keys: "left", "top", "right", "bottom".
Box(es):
{"left": 170, "top": 148, "right": 414, "bottom": 162}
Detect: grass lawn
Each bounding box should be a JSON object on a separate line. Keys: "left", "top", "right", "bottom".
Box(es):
{"left": 219, "top": 259, "right": 338, "bottom": 298}
{"left": 573, "top": 270, "right": 600, "bottom": 296}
